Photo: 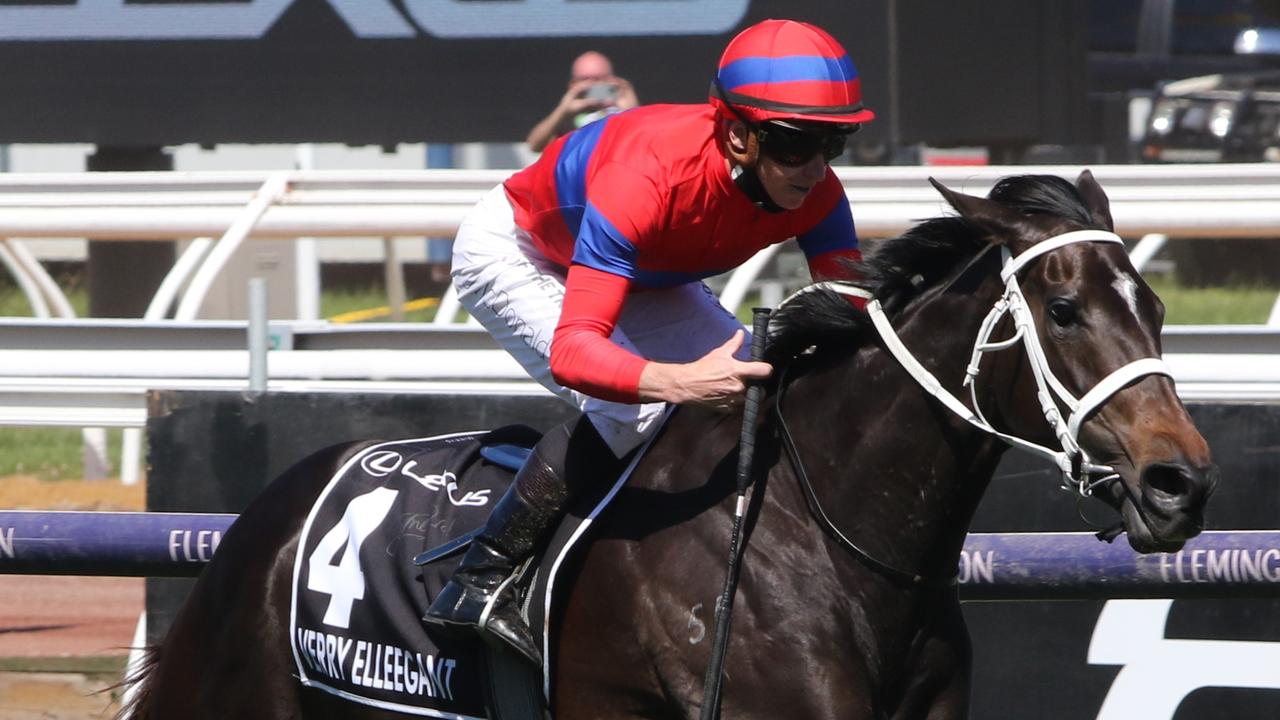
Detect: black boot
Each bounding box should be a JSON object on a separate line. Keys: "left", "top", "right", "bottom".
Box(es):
{"left": 423, "top": 416, "right": 619, "bottom": 666}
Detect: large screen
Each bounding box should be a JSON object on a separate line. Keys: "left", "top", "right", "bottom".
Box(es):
{"left": 0, "top": 0, "right": 1086, "bottom": 147}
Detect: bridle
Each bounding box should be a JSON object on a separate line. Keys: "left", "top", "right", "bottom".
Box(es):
{"left": 775, "top": 229, "right": 1173, "bottom": 585}
{"left": 802, "top": 229, "right": 1171, "bottom": 495}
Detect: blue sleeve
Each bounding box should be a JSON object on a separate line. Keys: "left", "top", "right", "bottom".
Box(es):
{"left": 571, "top": 201, "right": 638, "bottom": 279}
{"left": 796, "top": 198, "right": 858, "bottom": 260}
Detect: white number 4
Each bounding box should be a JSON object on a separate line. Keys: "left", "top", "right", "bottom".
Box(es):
{"left": 307, "top": 487, "right": 398, "bottom": 629}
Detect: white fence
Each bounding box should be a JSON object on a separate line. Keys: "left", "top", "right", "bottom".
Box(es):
{"left": 7, "top": 164, "right": 1280, "bottom": 241}
{"left": 2, "top": 319, "right": 1277, "bottom": 429}
{"left": 3, "top": 164, "right": 1280, "bottom": 482}
{"left": 5, "top": 164, "right": 1280, "bottom": 323}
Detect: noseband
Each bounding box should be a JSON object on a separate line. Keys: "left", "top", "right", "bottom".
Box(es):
{"left": 815, "top": 229, "right": 1172, "bottom": 496}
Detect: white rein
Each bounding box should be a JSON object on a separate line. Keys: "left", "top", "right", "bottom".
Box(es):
{"left": 788, "top": 230, "right": 1172, "bottom": 496}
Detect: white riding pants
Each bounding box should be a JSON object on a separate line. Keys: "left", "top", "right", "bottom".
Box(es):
{"left": 451, "top": 185, "right": 747, "bottom": 457}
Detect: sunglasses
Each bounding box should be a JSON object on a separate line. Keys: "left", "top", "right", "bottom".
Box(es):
{"left": 756, "top": 121, "right": 857, "bottom": 166}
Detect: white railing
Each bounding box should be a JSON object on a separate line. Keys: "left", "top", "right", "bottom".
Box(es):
{"left": 6, "top": 164, "right": 1280, "bottom": 325}
{"left": 1, "top": 320, "right": 1277, "bottom": 484}
{"left": 2, "top": 320, "right": 1277, "bottom": 428}
{"left": 6, "top": 164, "right": 1280, "bottom": 240}
{"left": 4, "top": 165, "right": 1280, "bottom": 483}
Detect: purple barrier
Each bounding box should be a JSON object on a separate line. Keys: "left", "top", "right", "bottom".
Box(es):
{"left": 0, "top": 510, "right": 235, "bottom": 577}
{"left": 959, "top": 530, "right": 1280, "bottom": 599}
{"left": 2, "top": 511, "right": 1279, "bottom": 599}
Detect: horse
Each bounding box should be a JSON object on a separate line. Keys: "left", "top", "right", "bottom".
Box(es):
{"left": 118, "top": 171, "right": 1216, "bottom": 720}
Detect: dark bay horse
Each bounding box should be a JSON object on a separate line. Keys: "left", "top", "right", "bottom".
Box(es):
{"left": 120, "top": 172, "right": 1215, "bottom": 720}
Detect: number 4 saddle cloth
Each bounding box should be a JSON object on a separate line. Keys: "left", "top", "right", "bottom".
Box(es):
{"left": 288, "top": 423, "right": 644, "bottom": 719}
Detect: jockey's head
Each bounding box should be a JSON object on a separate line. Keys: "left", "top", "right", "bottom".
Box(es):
{"left": 710, "top": 19, "right": 875, "bottom": 210}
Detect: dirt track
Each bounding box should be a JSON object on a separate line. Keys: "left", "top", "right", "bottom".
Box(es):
{"left": 0, "top": 671, "right": 122, "bottom": 720}
{"left": 0, "top": 477, "right": 144, "bottom": 719}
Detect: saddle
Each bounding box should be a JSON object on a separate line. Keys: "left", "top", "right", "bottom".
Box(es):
{"left": 288, "top": 424, "right": 638, "bottom": 720}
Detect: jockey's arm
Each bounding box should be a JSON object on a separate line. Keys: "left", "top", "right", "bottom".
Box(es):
{"left": 797, "top": 193, "right": 866, "bottom": 307}
{"left": 550, "top": 265, "right": 770, "bottom": 409}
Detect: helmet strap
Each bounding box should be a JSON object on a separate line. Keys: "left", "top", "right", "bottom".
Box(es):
{"left": 731, "top": 162, "right": 784, "bottom": 214}
{"left": 722, "top": 117, "right": 783, "bottom": 213}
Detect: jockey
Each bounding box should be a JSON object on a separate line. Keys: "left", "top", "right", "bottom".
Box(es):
{"left": 424, "top": 19, "right": 875, "bottom": 665}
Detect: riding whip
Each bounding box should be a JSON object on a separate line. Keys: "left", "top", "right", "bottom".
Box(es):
{"left": 700, "top": 307, "right": 770, "bottom": 720}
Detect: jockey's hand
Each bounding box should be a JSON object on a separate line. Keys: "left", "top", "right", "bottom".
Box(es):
{"left": 638, "top": 330, "right": 773, "bottom": 412}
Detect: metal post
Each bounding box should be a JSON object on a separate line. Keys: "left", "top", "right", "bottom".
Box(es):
{"left": 1136, "top": 0, "right": 1174, "bottom": 56}
{"left": 81, "top": 427, "right": 110, "bottom": 481}
{"left": 384, "top": 237, "right": 407, "bottom": 322}
{"left": 295, "top": 144, "right": 321, "bottom": 321}
{"left": 248, "top": 278, "right": 269, "bottom": 393}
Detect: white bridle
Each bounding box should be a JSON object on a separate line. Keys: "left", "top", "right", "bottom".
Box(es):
{"left": 789, "top": 229, "right": 1172, "bottom": 496}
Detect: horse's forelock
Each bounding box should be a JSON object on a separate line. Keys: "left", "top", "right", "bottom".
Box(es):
{"left": 988, "top": 174, "right": 1097, "bottom": 229}
{"left": 861, "top": 174, "right": 1099, "bottom": 310}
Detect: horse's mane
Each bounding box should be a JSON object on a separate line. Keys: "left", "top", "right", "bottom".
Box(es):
{"left": 765, "top": 174, "right": 1096, "bottom": 364}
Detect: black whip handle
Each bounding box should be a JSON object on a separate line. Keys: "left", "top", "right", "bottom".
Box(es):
{"left": 700, "top": 307, "right": 771, "bottom": 720}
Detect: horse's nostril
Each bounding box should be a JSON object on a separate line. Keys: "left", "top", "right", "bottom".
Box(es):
{"left": 1143, "top": 463, "right": 1194, "bottom": 500}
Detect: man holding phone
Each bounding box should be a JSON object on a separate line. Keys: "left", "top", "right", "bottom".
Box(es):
{"left": 526, "top": 50, "right": 639, "bottom": 152}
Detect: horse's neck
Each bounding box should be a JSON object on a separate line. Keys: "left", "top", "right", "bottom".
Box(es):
{"left": 781, "top": 278, "right": 1009, "bottom": 580}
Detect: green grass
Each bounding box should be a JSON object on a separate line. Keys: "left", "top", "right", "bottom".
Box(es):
{"left": 0, "top": 284, "right": 88, "bottom": 317}
{"left": 0, "top": 284, "right": 437, "bottom": 324}
{"left": 1146, "top": 276, "right": 1279, "bottom": 324}
{"left": 0, "top": 428, "right": 124, "bottom": 480}
{"left": 12, "top": 277, "right": 1270, "bottom": 326}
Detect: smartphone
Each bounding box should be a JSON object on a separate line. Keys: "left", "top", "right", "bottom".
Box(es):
{"left": 584, "top": 83, "right": 618, "bottom": 102}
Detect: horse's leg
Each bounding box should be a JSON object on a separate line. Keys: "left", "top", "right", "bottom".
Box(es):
{"left": 888, "top": 597, "right": 972, "bottom": 720}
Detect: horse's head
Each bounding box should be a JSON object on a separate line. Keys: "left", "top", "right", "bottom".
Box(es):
{"left": 931, "top": 171, "right": 1217, "bottom": 553}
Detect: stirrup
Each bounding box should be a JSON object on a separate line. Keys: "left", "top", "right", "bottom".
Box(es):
{"left": 477, "top": 588, "right": 542, "bottom": 667}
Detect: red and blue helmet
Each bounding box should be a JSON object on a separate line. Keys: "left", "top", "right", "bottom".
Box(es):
{"left": 710, "top": 19, "right": 876, "bottom": 127}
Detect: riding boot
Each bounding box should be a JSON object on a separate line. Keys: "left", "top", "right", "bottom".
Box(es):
{"left": 423, "top": 416, "right": 620, "bottom": 667}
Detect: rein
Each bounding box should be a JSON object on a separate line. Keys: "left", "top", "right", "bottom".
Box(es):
{"left": 773, "top": 229, "right": 1174, "bottom": 584}
{"left": 775, "top": 363, "right": 957, "bottom": 588}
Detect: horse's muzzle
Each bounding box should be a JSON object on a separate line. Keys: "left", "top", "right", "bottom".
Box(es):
{"left": 1125, "top": 461, "right": 1219, "bottom": 551}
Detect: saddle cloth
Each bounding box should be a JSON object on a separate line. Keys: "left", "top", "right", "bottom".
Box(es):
{"left": 288, "top": 423, "right": 648, "bottom": 718}
{"left": 290, "top": 426, "right": 536, "bottom": 719}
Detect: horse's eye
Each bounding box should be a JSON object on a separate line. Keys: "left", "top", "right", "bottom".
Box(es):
{"left": 1048, "top": 298, "right": 1078, "bottom": 327}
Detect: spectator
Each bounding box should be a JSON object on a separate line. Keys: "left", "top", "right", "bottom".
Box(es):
{"left": 525, "top": 51, "right": 639, "bottom": 153}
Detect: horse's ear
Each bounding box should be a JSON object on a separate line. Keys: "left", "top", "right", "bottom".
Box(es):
{"left": 928, "top": 177, "right": 1024, "bottom": 246}
{"left": 1074, "top": 169, "right": 1114, "bottom": 230}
